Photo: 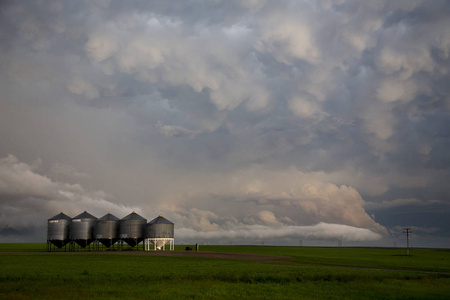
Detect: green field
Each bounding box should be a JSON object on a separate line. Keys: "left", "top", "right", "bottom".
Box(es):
{"left": 1, "top": 244, "right": 449, "bottom": 299}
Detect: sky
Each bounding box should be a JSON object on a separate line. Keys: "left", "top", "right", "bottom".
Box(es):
{"left": 1, "top": 0, "right": 450, "bottom": 248}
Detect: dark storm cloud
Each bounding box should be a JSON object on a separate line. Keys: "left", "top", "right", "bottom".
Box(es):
{"left": 1, "top": 0, "right": 450, "bottom": 246}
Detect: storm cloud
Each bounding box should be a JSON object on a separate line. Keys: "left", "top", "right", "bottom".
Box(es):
{"left": 1, "top": 0, "right": 450, "bottom": 247}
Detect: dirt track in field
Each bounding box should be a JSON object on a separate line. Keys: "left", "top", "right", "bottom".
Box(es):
{"left": 119, "top": 250, "right": 290, "bottom": 261}
{"left": 0, "top": 250, "right": 290, "bottom": 262}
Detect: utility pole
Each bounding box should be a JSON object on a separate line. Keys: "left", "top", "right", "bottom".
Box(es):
{"left": 403, "top": 228, "right": 412, "bottom": 255}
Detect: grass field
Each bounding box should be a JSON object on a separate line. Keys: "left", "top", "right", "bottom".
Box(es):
{"left": 1, "top": 244, "right": 449, "bottom": 299}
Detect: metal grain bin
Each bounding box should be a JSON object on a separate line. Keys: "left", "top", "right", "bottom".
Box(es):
{"left": 120, "top": 212, "right": 147, "bottom": 247}
{"left": 146, "top": 215, "right": 174, "bottom": 250}
{"left": 146, "top": 215, "right": 174, "bottom": 238}
{"left": 47, "top": 212, "right": 71, "bottom": 248}
{"left": 70, "top": 211, "right": 97, "bottom": 248}
{"left": 95, "top": 213, "right": 120, "bottom": 247}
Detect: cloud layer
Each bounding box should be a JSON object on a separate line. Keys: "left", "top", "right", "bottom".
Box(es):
{"left": 1, "top": 0, "right": 450, "bottom": 246}
{"left": 176, "top": 223, "right": 382, "bottom": 245}
{"left": 0, "top": 155, "right": 134, "bottom": 234}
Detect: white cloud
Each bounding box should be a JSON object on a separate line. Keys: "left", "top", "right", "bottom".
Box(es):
{"left": 0, "top": 155, "right": 135, "bottom": 230}
{"left": 67, "top": 78, "right": 100, "bottom": 100}
{"left": 85, "top": 31, "right": 118, "bottom": 62}
{"left": 161, "top": 166, "right": 388, "bottom": 236}
{"left": 244, "top": 210, "right": 283, "bottom": 227}
{"left": 362, "top": 105, "right": 396, "bottom": 141}
{"left": 156, "top": 121, "right": 200, "bottom": 138}
{"left": 377, "top": 79, "right": 417, "bottom": 103}
{"left": 176, "top": 222, "right": 382, "bottom": 244}
{"left": 117, "top": 37, "right": 164, "bottom": 74}
{"left": 288, "top": 95, "right": 322, "bottom": 118}
{"left": 376, "top": 44, "right": 434, "bottom": 79}
{"left": 254, "top": 12, "right": 319, "bottom": 65}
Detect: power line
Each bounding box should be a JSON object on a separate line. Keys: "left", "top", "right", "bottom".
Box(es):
{"left": 403, "top": 227, "right": 412, "bottom": 255}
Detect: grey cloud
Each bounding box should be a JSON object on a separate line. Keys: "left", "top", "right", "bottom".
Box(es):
{"left": 391, "top": 225, "right": 440, "bottom": 235}
{"left": 50, "top": 163, "right": 91, "bottom": 180}
{"left": 365, "top": 198, "right": 445, "bottom": 211}
{"left": 1, "top": 1, "right": 450, "bottom": 247}
{"left": 0, "top": 155, "right": 135, "bottom": 232}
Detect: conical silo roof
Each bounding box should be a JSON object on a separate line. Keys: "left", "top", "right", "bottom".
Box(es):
{"left": 100, "top": 213, "right": 119, "bottom": 221}
{"left": 48, "top": 212, "right": 71, "bottom": 221}
{"left": 148, "top": 215, "right": 173, "bottom": 224}
{"left": 73, "top": 211, "right": 97, "bottom": 220}
{"left": 121, "top": 212, "right": 145, "bottom": 220}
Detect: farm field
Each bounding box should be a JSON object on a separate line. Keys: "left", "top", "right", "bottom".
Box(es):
{"left": 1, "top": 244, "right": 449, "bottom": 299}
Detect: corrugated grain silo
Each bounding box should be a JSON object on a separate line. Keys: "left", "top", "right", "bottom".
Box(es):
{"left": 120, "top": 212, "right": 147, "bottom": 248}
{"left": 145, "top": 215, "right": 174, "bottom": 251}
{"left": 47, "top": 212, "right": 71, "bottom": 250}
{"left": 70, "top": 211, "right": 97, "bottom": 248}
{"left": 95, "top": 213, "right": 120, "bottom": 248}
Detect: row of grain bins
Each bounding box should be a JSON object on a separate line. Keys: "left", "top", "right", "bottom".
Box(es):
{"left": 47, "top": 211, "right": 174, "bottom": 251}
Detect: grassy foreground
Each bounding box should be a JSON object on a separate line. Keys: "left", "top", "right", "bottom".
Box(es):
{"left": 1, "top": 244, "right": 450, "bottom": 299}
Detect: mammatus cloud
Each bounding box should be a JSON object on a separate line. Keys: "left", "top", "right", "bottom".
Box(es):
{"left": 0, "top": 1, "right": 450, "bottom": 246}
